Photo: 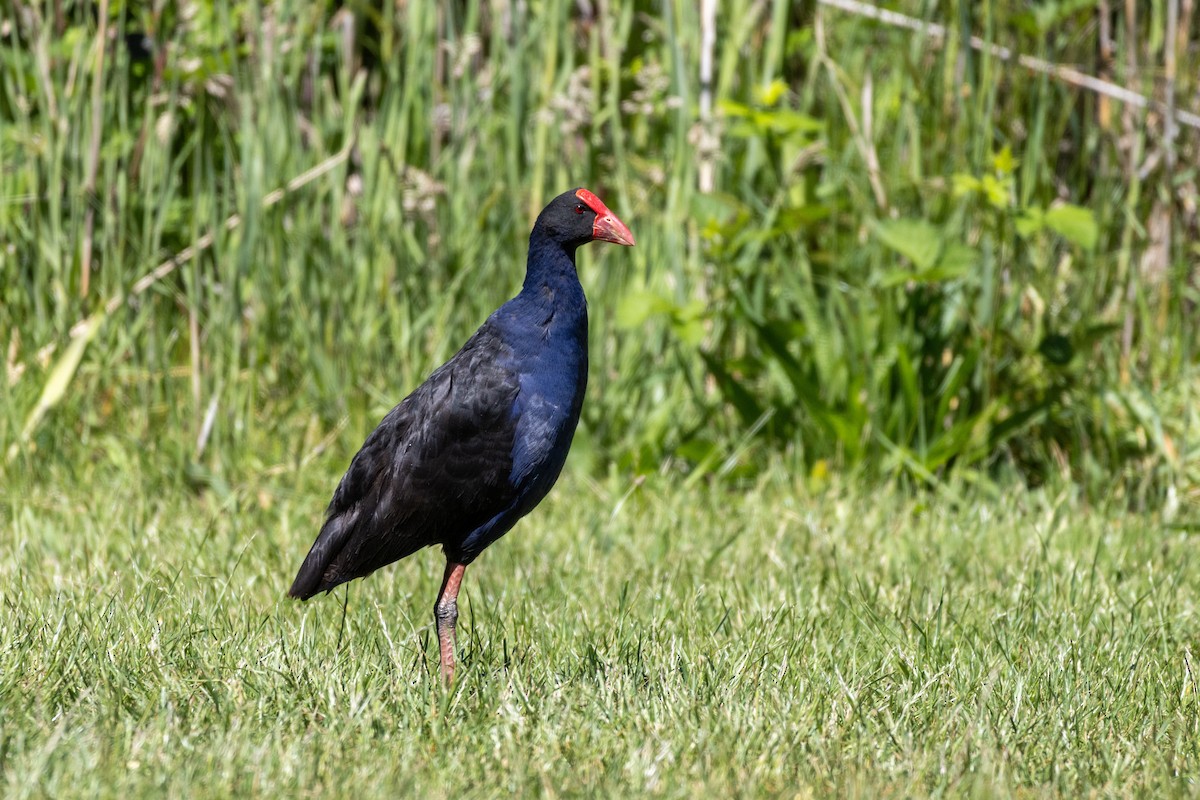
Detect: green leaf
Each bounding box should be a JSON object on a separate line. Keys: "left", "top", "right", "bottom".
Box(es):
{"left": 952, "top": 173, "right": 982, "bottom": 197}
{"left": 990, "top": 400, "right": 1052, "bottom": 449}
{"left": 991, "top": 146, "right": 1016, "bottom": 176}
{"left": 756, "top": 79, "right": 788, "bottom": 106}
{"left": 872, "top": 218, "right": 942, "bottom": 270}
{"left": 778, "top": 203, "right": 832, "bottom": 228}
{"left": 980, "top": 173, "right": 1011, "bottom": 209}
{"left": 1015, "top": 207, "right": 1045, "bottom": 238}
{"left": 727, "top": 120, "right": 760, "bottom": 140}
{"left": 877, "top": 269, "right": 915, "bottom": 288}
{"left": 675, "top": 437, "right": 718, "bottom": 464}
{"left": 615, "top": 291, "right": 672, "bottom": 329}
{"left": 937, "top": 243, "right": 980, "bottom": 275}
{"left": 894, "top": 343, "right": 920, "bottom": 424}
{"left": 1115, "top": 387, "right": 1177, "bottom": 467}
{"left": 690, "top": 193, "right": 743, "bottom": 226}
{"left": 9, "top": 312, "right": 104, "bottom": 462}
{"left": 1044, "top": 204, "right": 1098, "bottom": 249}
{"left": 717, "top": 100, "right": 753, "bottom": 118}
{"left": 672, "top": 318, "right": 706, "bottom": 346}
{"left": 913, "top": 262, "right": 971, "bottom": 284}
{"left": 765, "top": 110, "right": 824, "bottom": 136}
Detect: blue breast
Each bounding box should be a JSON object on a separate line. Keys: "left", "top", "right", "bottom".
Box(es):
{"left": 457, "top": 275, "right": 588, "bottom": 556}
{"left": 507, "top": 279, "right": 588, "bottom": 491}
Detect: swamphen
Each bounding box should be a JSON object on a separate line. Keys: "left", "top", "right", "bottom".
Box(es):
{"left": 289, "top": 187, "right": 634, "bottom": 684}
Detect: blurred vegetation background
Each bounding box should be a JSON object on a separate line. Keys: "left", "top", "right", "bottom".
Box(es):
{"left": 1, "top": 0, "right": 1197, "bottom": 514}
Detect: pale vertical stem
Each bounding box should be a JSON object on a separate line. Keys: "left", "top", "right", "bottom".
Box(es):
{"left": 1096, "top": 0, "right": 1112, "bottom": 130}
{"left": 1164, "top": 0, "right": 1178, "bottom": 173}
{"left": 432, "top": 3, "right": 444, "bottom": 168}
{"left": 1122, "top": 0, "right": 1137, "bottom": 159}
{"left": 1181, "top": 0, "right": 1197, "bottom": 212}
{"left": 1119, "top": 0, "right": 1138, "bottom": 374}
{"left": 1177, "top": 0, "right": 1196, "bottom": 495}
{"left": 814, "top": 10, "right": 888, "bottom": 213}
{"left": 860, "top": 71, "right": 884, "bottom": 209}
{"left": 80, "top": 0, "right": 109, "bottom": 298}
{"left": 698, "top": 0, "right": 717, "bottom": 193}
{"left": 1157, "top": 0, "right": 1180, "bottom": 361}
{"left": 1181, "top": 0, "right": 1195, "bottom": 67}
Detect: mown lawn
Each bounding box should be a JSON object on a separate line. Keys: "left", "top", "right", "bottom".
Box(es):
{"left": 3, "top": 1, "right": 1197, "bottom": 796}
{"left": 2, "top": 461, "right": 1196, "bottom": 797}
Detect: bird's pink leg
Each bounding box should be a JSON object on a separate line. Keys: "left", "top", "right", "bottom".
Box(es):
{"left": 434, "top": 561, "right": 467, "bottom": 685}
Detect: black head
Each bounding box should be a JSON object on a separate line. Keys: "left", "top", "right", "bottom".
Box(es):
{"left": 533, "top": 188, "right": 635, "bottom": 250}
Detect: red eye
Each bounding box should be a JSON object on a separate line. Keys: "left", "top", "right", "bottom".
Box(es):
{"left": 574, "top": 204, "right": 585, "bottom": 214}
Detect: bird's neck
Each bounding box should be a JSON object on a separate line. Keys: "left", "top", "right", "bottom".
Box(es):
{"left": 521, "top": 230, "right": 581, "bottom": 295}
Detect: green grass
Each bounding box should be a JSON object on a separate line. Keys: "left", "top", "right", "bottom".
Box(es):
{"left": 3, "top": 459, "right": 1198, "bottom": 797}
{"left": 2, "top": 1, "right": 1199, "bottom": 796}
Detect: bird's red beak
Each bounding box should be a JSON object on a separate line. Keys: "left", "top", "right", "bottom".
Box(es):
{"left": 576, "top": 188, "right": 636, "bottom": 247}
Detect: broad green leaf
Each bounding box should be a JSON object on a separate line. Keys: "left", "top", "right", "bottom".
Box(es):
{"left": 1015, "top": 207, "right": 1045, "bottom": 238}
{"left": 673, "top": 319, "right": 705, "bottom": 346}
{"left": 765, "top": 110, "right": 824, "bottom": 135}
{"left": 872, "top": 218, "right": 941, "bottom": 270}
{"left": 938, "top": 243, "right": 980, "bottom": 274}
{"left": 671, "top": 301, "right": 708, "bottom": 346}
{"left": 913, "top": 262, "right": 971, "bottom": 283}
{"left": 1044, "top": 204, "right": 1098, "bottom": 249}
{"left": 878, "top": 269, "right": 916, "bottom": 288}
{"left": 727, "top": 120, "right": 760, "bottom": 140}
{"left": 980, "top": 173, "right": 1011, "bottom": 209}
{"left": 718, "top": 100, "right": 754, "bottom": 118}
{"left": 690, "top": 192, "right": 743, "bottom": 226}
{"left": 952, "top": 173, "right": 981, "bottom": 197}
{"left": 615, "top": 291, "right": 672, "bottom": 329}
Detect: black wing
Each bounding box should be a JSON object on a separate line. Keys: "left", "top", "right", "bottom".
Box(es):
{"left": 289, "top": 324, "right": 520, "bottom": 599}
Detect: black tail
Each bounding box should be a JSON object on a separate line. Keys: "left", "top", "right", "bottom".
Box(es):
{"left": 288, "top": 510, "right": 357, "bottom": 600}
